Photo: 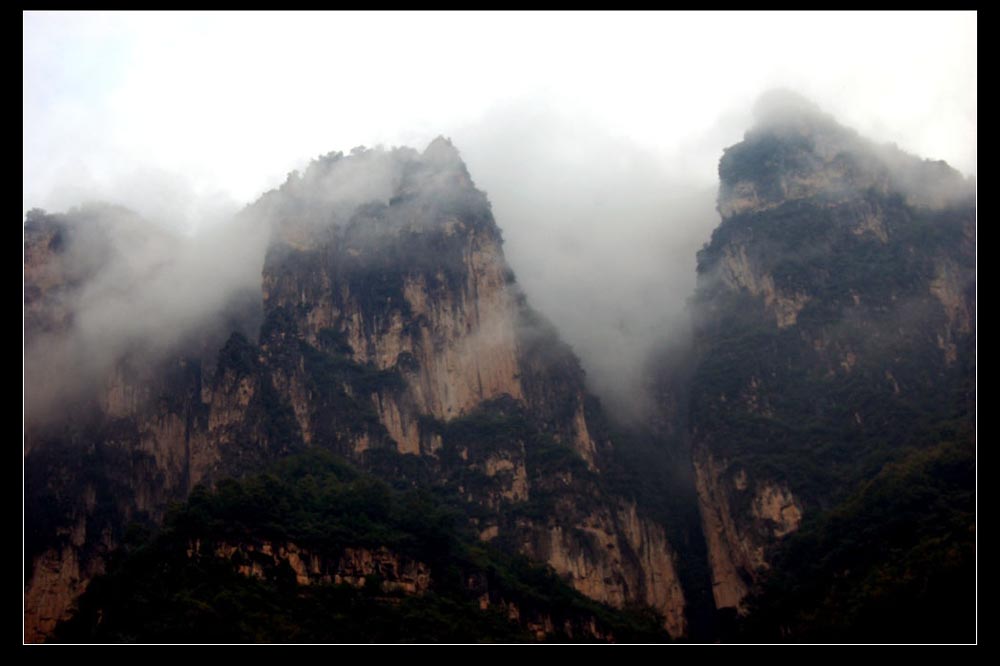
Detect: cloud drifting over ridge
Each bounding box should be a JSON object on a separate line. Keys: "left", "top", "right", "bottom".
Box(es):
{"left": 23, "top": 11, "right": 976, "bottom": 416}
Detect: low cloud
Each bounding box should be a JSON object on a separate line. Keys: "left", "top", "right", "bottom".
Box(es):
{"left": 453, "top": 104, "right": 719, "bottom": 420}
{"left": 24, "top": 202, "right": 270, "bottom": 425}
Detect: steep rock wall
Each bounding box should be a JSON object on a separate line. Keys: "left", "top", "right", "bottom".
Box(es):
{"left": 686, "top": 92, "right": 975, "bottom": 616}
{"left": 25, "top": 140, "right": 690, "bottom": 641}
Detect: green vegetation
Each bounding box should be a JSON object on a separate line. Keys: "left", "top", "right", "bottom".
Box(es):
{"left": 216, "top": 331, "right": 258, "bottom": 377}
{"left": 690, "top": 135, "right": 976, "bottom": 642}
{"left": 298, "top": 333, "right": 406, "bottom": 450}
{"left": 718, "top": 131, "right": 816, "bottom": 201}
{"left": 691, "top": 185, "right": 974, "bottom": 507}
{"left": 24, "top": 354, "right": 209, "bottom": 583}
{"left": 316, "top": 327, "right": 354, "bottom": 356}
{"left": 302, "top": 341, "right": 405, "bottom": 400}
{"left": 54, "top": 450, "right": 670, "bottom": 643}
{"left": 737, "top": 438, "right": 975, "bottom": 643}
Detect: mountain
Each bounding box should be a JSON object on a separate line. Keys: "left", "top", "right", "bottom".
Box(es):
{"left": 24, "top": 138, "right": 687, "bottom": 642}
{"left": 23, "top": 94, "right": 976, "bottom": 643}
{"left": 678, "top": 90, "right": 975, "bottom": 640}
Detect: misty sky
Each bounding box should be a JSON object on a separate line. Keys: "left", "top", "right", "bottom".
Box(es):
{"left": 23, "top": 12, "right": 976, "bottom": 223}
{"left": 23, "top": 11, "right": 977, "bottom": 415}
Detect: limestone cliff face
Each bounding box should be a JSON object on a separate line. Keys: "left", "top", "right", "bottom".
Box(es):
{"left": 521, "top": 501, "right": 686, "bottom": 637}
{"left": 23, "top": 212, "right": 269, "bottom": 641}
{"left": 23, "top": 514, "right": 109, "bottom": 643}
{"left": 692, "top": 453, "right": 803, "bottom": 611}
{"left": 693, "top": 455, "right": 751, "bottom": 611}
{"left": 24, "top": 220, "right": 72, "bottom": 343}
{"left": 192, "top": 540, "right": 433, "bottom": 594}
{"left": 718, "top": 243, "right": 810, "bottom": 328}
{"left": 686, "top": 92, "right": 976, "bottom": 612}
{"left": 181, "top": 537, "right": 619, "bottom": 641}
{"left": 261, "top": 214, "right": 527, "bottom": 457}
{"left": 247, "top": 140, "right": 685, "bottom": 634}
{"left": 930, "top": 258, "right": 975, "bottom": 365}
{"left": 23, "top": 345, "right": 272, "bottom": 640}
{"left": 25, "top": 139, "right": 687, "bottom": 640}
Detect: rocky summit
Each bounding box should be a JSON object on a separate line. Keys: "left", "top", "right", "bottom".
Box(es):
{"left": 25, "top": 137, "right": 686, "bottom": 643}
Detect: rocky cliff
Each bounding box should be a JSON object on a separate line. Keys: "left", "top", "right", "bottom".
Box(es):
{"left": 685, "top": 91, "right": 975, "bottom": 621}
{"left": 27, "top": 97, "right": 972, "bottom": 642}
{"left": 49, "top": 451, "right": 675, "bottom": 642}
{"left": 244, "top": 140, "right": 686, "bottom": 635}
{"left": 24, "top": 139, "right": 686, "bottom": 641}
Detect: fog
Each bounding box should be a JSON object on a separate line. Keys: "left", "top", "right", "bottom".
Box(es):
{"left": 24, "top": 203, "right": 270, "bottom": 423}
{"left": 450, "top": 104, "right": 718, "bottom": 418}
{"left": 23, "top": 11, "right": 976, "bottom": 420}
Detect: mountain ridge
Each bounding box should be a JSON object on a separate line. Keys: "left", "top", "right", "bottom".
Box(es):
{"left": 24, "top": 96, "right": 975, "bottom": 642}
{"left": 25, "top": 137, "right": 690, "bottom": 642}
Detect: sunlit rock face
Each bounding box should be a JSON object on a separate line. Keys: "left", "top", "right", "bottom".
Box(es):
{"left": 247, "top": 138, "right": 687, "bottom": 637}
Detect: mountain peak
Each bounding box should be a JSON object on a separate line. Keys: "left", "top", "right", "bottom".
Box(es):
{"left": 422, "top": 135, "right": 462, "bottom": 166}
{"left": 718, "top": 92, "right": 972, "bottom": 218}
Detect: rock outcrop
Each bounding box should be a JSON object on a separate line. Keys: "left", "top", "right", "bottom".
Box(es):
{"left": 195, "top": 540, "right": 433, "bottom": 594}
{"left": 685, "top": 91, "right": 975, "bottom": 612}
{"left": 249, "top": 141, "right": 686, "bottom": 634}
{"left": 24, "top": 138, "right": 687, "bottom": 641}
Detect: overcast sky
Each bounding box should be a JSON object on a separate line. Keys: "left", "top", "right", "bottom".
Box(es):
{"left": 23, "top": 10, "right": 977, "bottom": 415}
{"left": 24, "top": 11, "right": 976, "bottom": 222}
